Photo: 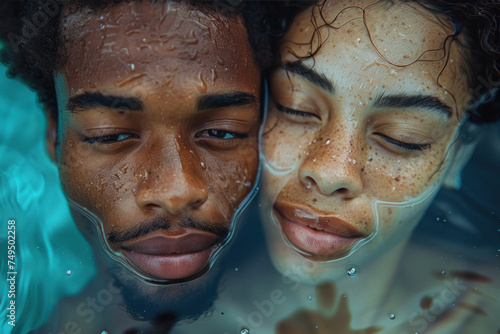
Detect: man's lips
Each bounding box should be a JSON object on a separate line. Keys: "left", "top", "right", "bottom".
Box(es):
{"left": 121, "top": 231, "right": 221, "bottom": 280}
{"left": 273, "top": 202, "right": 366, "bottom": 257}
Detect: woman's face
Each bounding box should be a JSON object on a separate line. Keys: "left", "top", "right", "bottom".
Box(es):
{"left": 261, "top": 0, "right": 472, "bottom": 282}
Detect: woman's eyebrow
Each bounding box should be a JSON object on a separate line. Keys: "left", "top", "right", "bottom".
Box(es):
{"left": 282, "top": 61, "right": 334, "bottom": 93}
{"left": 66, "top": 92, "right": 143, "bottom": 113}
{"left": 374, "top": 92, "right": 452, "bottom": 118}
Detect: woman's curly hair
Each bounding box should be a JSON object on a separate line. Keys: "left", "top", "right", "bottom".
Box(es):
{"left": 0, "top": 0, "right": 281, "bottom": 121}
{"left": 413, "top": 0, "right": 500, "bottom": 123}
{"left": 279, "top": 0, "right": 500, "bottom": 123}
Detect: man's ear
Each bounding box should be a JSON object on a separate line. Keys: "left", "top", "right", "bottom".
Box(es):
{"left": 442, "top": 122, "right": 481, "bottom": 190}
{"left": 45, "top": 109, "right": 57, "bottom": 162}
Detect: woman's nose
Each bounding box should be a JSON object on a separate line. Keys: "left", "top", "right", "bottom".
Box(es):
{"left": 299, "top": 134, "right": 363, "bottom": 198}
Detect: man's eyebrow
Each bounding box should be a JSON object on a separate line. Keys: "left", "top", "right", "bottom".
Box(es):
{"left": 66, "top": 92, "right": 144, "bottom": 113}
{"left": 374, "top": 93, "right": 452, "bottom": 118}
{"left": 197, "top": 92, "right": 257, "bottom": 111}
{"left": 282, "top": 61, "right": 334, "bottom": 93}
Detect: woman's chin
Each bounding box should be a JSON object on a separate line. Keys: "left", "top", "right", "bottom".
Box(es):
{"left": 267, "top": 239, "right": 360, "bottom": 284}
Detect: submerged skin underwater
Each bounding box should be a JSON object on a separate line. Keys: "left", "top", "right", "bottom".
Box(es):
{"left": 1, "top": 1, "right": 500, "bottom": 333}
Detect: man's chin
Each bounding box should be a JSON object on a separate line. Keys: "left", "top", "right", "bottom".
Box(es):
{"left": 110, "top": 263, "right": 222, "bottom": 325}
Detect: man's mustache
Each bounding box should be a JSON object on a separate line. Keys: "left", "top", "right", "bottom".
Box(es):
{"left": 107, "top": 216, "right": 229, "bottom": 244}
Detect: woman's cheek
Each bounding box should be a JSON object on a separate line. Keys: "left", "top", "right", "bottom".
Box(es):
{"left": 361, "top": 147, "right": 444, "bottom": 203}
{"left": 262, "top": 118, "right": 317, "bottom": 170}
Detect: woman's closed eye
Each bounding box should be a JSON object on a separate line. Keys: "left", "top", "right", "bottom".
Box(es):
{"left": 375, "top": 133, "right": 431, "bottom": 151}
{"left": 276, "top": 103, "right": 320, "bottom": 120}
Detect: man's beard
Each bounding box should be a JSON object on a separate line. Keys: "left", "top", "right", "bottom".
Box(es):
{"left": 111, "top": 263, "right": 222, "bottom": 328}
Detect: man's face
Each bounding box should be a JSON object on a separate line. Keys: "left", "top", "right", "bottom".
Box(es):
{"left": 261, "top": 0, "right": 471, "bottom": 282}
{"left": 54, "top": 2, "right": 260, "bottom": 281}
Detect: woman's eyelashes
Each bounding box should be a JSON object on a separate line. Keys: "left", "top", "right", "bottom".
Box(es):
{"left": 375, "top": 133, "right": 431, "bottom": 151}
{"left": 275, "top": 103, "right": 320, "bottom": 120}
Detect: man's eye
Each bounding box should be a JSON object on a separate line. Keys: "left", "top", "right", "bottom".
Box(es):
{"left": 82, "top": 133, "right": 136, "bottom": 144}
{"left": 275, "top": 103, "right": 320, "bottom": 120}
{"left": 376, "top": 134, "right": 431, "bottom": 151}
{"left": 197, "top": 129, "right": 247, "bottom": 140}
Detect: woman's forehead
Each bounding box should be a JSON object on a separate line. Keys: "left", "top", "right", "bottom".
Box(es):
{"left": 286, "top": 0, "right": 456, "bottom": 60}
{"left": 281, "top": 0, "right": 472, "bottom": 118}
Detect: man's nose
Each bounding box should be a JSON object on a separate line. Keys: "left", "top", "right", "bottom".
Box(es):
{"left": 135, "top": 140, "right": 208, "bottom": 215}
{"left": 299, "top": 128, "right": 363, "bottom": 198}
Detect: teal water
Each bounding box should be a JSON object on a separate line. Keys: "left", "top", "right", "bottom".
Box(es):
{"left": 0, "top": 64, "right": 95, "bottom": 334}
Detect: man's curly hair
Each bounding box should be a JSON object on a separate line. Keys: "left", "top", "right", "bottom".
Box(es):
{"left": 0, "top": 0, "right": 283, "bottom": 121}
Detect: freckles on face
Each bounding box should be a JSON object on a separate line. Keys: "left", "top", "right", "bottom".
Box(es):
{"left": 261, "top": 0, "right": 472, "bottom": 264}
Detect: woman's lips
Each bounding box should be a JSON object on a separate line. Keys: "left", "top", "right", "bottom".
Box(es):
{"left": 273, "top": 202, "right": 366, "bottom": 257}
{"left": 121, "top": 231, "right": 220, "bottom": 280}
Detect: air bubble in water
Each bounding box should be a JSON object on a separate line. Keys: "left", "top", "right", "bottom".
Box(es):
{"left": 241, "top": 329, "right": 250, "bottom": 334}
{"left": 347, "top": 267, "right": 357, "bottom": 277}
{"left": 66, "top": 270, "right": 72, "bottom": 276}
{"left": 307, "top": 296, "right": 312, "bottom": 301}
{"left": 441, "top": 270, "right": 446, "bottom": 275}
{"left": 389, "top": 313, "right": 396, "bottom": 320}
{"left": 101, "top": 331, "right": 108, "bottom": 334}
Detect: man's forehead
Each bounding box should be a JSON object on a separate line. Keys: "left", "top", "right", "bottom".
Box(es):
{"left": 57, "top": 1, "right": 257, "bottom": 94}
{"left": 60, "top": 2, "right": 237, "bottom": 47}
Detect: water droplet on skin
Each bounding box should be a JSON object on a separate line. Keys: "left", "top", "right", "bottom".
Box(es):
{"left": 347, "top": 267, "right": 357, "bottom": 277}
{"left": 130, "top": 63, "right": 135, "bottom": 71}
{"left": 66, "top": 270, "right": 72, "bottom": 276}
{"left": 201, "top": 162, "right": 206, "bottom": 170}
{"left": 325, "top": 139, "right": 331, "bottom": 145}
{"left": 241, "top": 329, "right": 250, "bottom": 334}
{"left": 389, "top": 313, "right": 396, "bottom": 320}
{"left": 306, "top": 182, "right": 312, "bottom": 189}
